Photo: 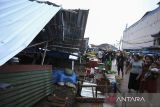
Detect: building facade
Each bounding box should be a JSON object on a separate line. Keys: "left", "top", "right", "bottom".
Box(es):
{"left": 122, "top": 5, "right": 160, "bottom": 53}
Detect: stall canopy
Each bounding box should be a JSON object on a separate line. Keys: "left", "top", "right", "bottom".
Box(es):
{"left": 0, "top": 0, "right": 61, "bottom": 66}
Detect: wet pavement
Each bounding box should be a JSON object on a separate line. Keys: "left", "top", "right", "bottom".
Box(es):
{"left": 111, "top": 59, "right": 129, "bottom": 93}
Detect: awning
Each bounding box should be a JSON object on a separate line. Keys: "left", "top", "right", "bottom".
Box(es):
{"left": 0, "top": 0, "right": 61, "bottom": 66}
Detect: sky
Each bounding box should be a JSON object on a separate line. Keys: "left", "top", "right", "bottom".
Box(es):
{"left": 49, "top": 0, "right": 159, "bottom": 47}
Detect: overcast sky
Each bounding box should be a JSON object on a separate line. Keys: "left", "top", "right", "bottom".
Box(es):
{"left": 50, "top": 0, "right": 159, "bottom": 47}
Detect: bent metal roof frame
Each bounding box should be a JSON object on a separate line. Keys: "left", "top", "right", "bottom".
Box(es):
{"left": 27, "top": 9, "right": 89, "bottom": 54}
{"left": 0, "top": 0, "right": 61, "bottom": 66}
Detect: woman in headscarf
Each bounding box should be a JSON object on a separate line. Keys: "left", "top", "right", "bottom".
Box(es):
{"left": 139, "top": 55, "right": 153, "bottom": 92}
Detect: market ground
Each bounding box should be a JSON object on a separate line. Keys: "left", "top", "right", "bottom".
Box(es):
{"left": 111, "top": 59, "right": 129, "bottom": 93}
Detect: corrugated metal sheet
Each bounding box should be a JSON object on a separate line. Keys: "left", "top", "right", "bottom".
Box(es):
{"left": 30, "top": 9, "right": 89, "bottom": 53}
{"left": 0, "top": 0, "right": 61, "bottom": 66}
{"left": 0, "top": 69, "right": 52, "bottom": 107}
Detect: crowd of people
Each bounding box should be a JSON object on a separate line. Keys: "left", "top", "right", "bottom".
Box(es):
{"left": 83, "top": 48, "right": 160, "bottom": 93}
{"left": 116, "top": 51, "right": 160, "bottom": 93}
{"left": 96, "top": 49, "right": 160, "bottom": 93}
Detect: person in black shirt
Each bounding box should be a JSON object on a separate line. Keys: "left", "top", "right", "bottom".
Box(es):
{"left": 116, "top": 52, "right": 125, "bottom": 78}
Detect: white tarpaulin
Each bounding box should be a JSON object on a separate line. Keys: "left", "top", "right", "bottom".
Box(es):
{"left": 0, "top": 0, "right": 61, "bottom": 66}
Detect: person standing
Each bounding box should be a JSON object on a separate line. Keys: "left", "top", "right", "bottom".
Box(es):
{"left": 116, "top": 51, "right": 125, "bottom": 79}
{"left": 139, "top": 55, "right": 153, "bottom": 92}
{"left": 105, "top": 51, "right": 113, "bottom": 71}
{"left": 125, "top": 54, "right": 143, "bottom": 92}
{"left": 140, "top": 55, "right": 160, "bottom": 93}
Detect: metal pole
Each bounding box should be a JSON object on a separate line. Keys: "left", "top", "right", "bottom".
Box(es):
{"left": 72, "top": 60, "right": 74, "bottom": 71}
{"left": 41, "top": 42, "right": 48, "bottom": 65}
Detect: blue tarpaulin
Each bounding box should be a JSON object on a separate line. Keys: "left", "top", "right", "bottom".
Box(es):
{"left": 52, "top": 69, "right": 77, "bottom": 84}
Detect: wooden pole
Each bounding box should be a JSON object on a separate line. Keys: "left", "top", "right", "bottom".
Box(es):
{"left": 41, "top": 42, "right": 48, "bottom": 65}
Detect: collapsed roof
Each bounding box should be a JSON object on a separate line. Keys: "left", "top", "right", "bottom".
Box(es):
{"left": 0, "top": 0, "right": 61, "bottom": 66}
{"left": 27, "top": 9, "right": 89, "bottom": 54}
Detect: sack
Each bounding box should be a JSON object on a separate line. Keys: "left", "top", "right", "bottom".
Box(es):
{"left": 64, "top": 68, "right": 73, "bottom": 76}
